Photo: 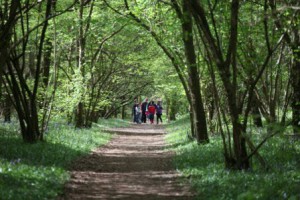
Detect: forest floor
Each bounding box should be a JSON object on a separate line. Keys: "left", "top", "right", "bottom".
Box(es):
{"left": 58, "top": 124, "right": 194, "bottom": 200}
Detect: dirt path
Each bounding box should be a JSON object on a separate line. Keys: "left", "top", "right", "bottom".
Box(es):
{"left": 59, "top": 124, "right": 194, "bottom": 200}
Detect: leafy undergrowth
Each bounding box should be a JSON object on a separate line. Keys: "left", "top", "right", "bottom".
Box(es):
{"left": 165, "top": 117, "right": 300, "bottom": 200}
{"left": 0, "top": 119, "right": 129, "bottom": 200}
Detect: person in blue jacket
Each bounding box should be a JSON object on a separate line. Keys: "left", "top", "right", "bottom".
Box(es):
{"left": 156, "top": 101, "right": 163, "bottom": 124}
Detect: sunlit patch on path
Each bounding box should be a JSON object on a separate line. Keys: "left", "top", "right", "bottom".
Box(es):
{"left": 59, "top": 124, "right": 194, "bottom": 200}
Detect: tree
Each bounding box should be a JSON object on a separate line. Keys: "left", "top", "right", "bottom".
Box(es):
{"left": 188, "top": 0, "right": 292, "bottom": 169}
{"left": 104, "top": 0, "right": 209, "bottom": 143}
{"left": 0, "top": 0, "right": 76, "bottom": 142}
{"left": 1, "top": 0, "right": 53, "bottom": 142}
{"left": 188, "top": 0, "right": 252, "bottom": 169}
{"left": 269, "top": 0, "right": 300, "bottom": 134}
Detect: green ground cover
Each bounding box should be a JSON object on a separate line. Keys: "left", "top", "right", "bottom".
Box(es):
{"left": 0, "top": 119, "right": 129, "bottom": 200}
{"left": 165, "top": 117, "right": 300, "bottom": 200}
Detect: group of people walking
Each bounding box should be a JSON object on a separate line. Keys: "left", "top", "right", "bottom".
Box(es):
{"left": 132, "top": 98, "right": 163, "bottom": 124}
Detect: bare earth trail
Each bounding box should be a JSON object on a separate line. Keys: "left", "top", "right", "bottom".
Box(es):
{"left": 59, "top": 124, "right": 194, "bottom": 200}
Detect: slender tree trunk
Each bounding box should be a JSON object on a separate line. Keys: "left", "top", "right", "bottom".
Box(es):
{"left": 75, "top": 0, "right": 86, "bottom": 128}
{"left": 169, "top": 107, "right": 176, "bottom": 121}
{"left": 168, "top": 97, "right": 177, "bottom": 121}
{"left": 165, "top": 97, "right": 170, "bottom": 121}
{"left": 189, "top": 106, "right": 195, "bottom": 138}
{"left": 122, "top": 105, "right": 125, "bottom": 120}
{"left": 291, "top": 48, "right": 300, "bottom": 134}
{"left": 252, "top": 95, "right": 263, "bottom": 127}
{"left": 114, "top": 108, "right": 118, "bottom": 118}
{"left": 269, "top": 100, "right": 276, "bottom": 123}
{"left": 43, "top": 37, "right": 52, "bottom": 87}
{"left": 181, "top": 0, "right": 209, "bottom": 143}
{"left": 76, "top": 102, "right": 84, "bottom": 128}
{"left": 3, "top": 93, "right": 11, "bottom": 123}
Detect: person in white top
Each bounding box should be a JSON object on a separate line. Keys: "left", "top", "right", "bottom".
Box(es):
{"left": 135, "top": 103, "right": 142, "bottom": 124}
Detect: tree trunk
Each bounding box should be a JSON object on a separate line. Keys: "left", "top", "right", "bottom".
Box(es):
{"left": 291, "top": 48, "right": 300, "bottom": 134}
{"left": 3, "top": 93, "right": 11, "bottom": 123}
{"left": 181, "top": 0, "right": 209, "bottom": 143}
{"left": 253, "top": 106, "right": 263, "bottom": 127}
{"left": 269, "top": 100, "right": 276, "bottom": 123}
{"left": 43, "top": 37, "right": 52, "bottom": 87}
{"left": 224, "top": 77, "right": 249, "bottom": 169}
{"left": 114, "top": 107, "right": 118, "bottom": 118}
{"left": 7, "top": 63, "right": 41, "bottom": 143}
{"left": 20, "top": 113, "right": 40, "bottom": 143}
{"left": 76, "top": 102, "right": 84, "bottom": 128}
{"left": 85, "top": 110, "right": 99, "bottom": 128}
{"left": 252, "top": 95, "right": 263, "bottom": 127}
{"left": 189, "top": 106, "right": 195, "bottom": 138}
{"left": 168, "top": 98, "right": 177, "bottom": 121}
{"left": 121, "top": 105, "right": 126, "bottom": 120}
{"left": 75, "top": 0, "right": 87, "bottom": 128}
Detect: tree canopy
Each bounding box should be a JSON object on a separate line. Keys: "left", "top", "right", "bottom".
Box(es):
{"left": 0, "top": 0, "right": 299, "bottom": 170}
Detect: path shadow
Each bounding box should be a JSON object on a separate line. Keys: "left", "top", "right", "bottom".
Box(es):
{"left": 70, "top": 153, "right": 174, "bottom": 173}
{"left": 0, "top": 137, "right": 83, "bottom": 168}
{"left": 60, "top": 171, "right": 191, "bottom": 200}
{"left": 60, "top": 126, "right": 195, "bottom": 199}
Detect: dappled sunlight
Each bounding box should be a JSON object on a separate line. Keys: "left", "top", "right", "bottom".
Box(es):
{"left": 62, "top": 171, "right": 192, "bottom": 200}
{"left": 60, "top": 125, "right": 194, "bottom": 199}
{"left": 106, "top": 126, "right": 166, "bottom": 135}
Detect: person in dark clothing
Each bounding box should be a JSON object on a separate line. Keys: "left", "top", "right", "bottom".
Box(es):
{"left": 132, "top": 100, "right": 137, "bottom": 123}
{"left": 141, "top": 98, "right": 148, "bottom": 123}
{"left": 156, "top": 101, "right": 163, "bottom": 124}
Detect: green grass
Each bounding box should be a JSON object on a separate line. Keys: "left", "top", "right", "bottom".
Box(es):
{"left": 165, "top": 116, "right": 300, "bottom": 200}
{"left": 0, "top": 119, "right": 129, "bottom": 200}
{"left": 96, "top": 118, "right": 131, "bottom": 128}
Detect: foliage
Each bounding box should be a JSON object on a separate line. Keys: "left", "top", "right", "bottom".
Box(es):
{"left": 165, "top": 116, "right": 300, "bottom": 199}
{"left": 0, "top": 118, "right": 129, "bottom": 200}
{"left": 0, "top": 0, "right": 299, "bottom": 196}
{"left": 51, "top": 3, "right": 159, "bottom": 123}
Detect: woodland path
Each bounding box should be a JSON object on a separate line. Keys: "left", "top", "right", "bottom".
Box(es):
{"left": 59, "top": 124, "right": 194, "bottom": 200}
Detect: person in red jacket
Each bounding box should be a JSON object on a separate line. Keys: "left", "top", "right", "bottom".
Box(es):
{"left": 148, "top": 101, "right": 156, "bottom": 124}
